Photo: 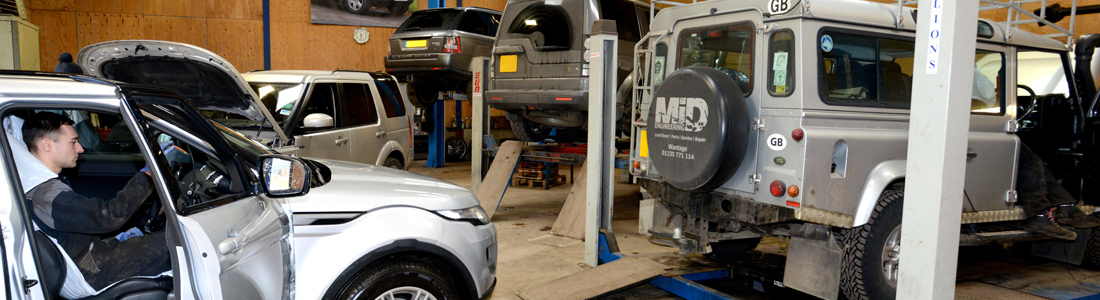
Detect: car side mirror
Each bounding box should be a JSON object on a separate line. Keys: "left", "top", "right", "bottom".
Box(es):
{"left": 258, "top": 155, "right": 311, "bottom": 197}
{"left": 302, "top": 113, "right": 334, "bottom": 128}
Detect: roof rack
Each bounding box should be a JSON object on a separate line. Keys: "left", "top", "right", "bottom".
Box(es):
{"left": 898, "top": 0, "right": 1081, "bottom": 47}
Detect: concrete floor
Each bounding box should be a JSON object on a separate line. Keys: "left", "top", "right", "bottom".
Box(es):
{"left": 408, "top": 160, "right": 1100, "bottom": 300}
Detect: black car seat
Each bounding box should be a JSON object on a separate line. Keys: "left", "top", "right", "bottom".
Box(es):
{"left": 31, "top": 230, "right": 171, "bottom": 300}
{"left": 881, "top": 61, "right": 913, "bottom": 104}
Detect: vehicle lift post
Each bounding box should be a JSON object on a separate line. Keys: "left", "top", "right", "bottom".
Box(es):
{"left": 587, "top": 20, "right": 735, "bottom": 299}
{"left": 424, "top": 0, "right": 446, "bottom": 167}
{"left": 470, "top": 57, "right": 489, "bottom": 193}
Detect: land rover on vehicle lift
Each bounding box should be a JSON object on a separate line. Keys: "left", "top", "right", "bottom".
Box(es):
{"left": 629, "top": 0, "right": 1100, "bottom": 299}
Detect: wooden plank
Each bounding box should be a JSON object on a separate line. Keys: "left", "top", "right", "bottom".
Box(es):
{"left": 143, "top": 15, "right": 207, "bottom": 48}
{"left": 955, "top": 282, "right": 1046, "bottom": 300}
{"left": 207, "top": 0, "right": 261, "bottom": 20}
{"left": 475, "top": 140, "right": 522, "bottom": 219}
{"left": 270, "top": 0, "right": 309, "bottom": 23}
{"left": 551, "top": 161, "right": 587, "bottom": 239}
{"left": 26, "top": 0, "right": 74, "bottom": 11}
{"left": 76, "top": 12, "right": 144, "bottom": 49}
{"left": 460, "top": 0, "right": 506, "bottom": 12}
{"left": 28, "top": 9, "right": 77, "bottom": 72}
{"left": 207, "top": 18, "right": 263, "bottom": 72}
{"left": 516, "top": 256, "right": 667, "bottom": 300}
{"left": 142, "top": 0, "right": 206, "bottom": 17}
{"left": 74, "top": 0, "right": 143, "bottom": 15}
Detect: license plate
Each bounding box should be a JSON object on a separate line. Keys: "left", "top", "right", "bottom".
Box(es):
{"left": 500, "top": 55, "right": 517, "bottom": 73}
{"left": 405, "top": 40, "right": 427, "bottom": 48}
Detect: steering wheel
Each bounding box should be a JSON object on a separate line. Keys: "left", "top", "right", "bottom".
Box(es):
{"left": 1017, "top": 84, "right": 1038, "bottom": 122}
{"left": 136, "top": 189, "right": 166, "bottom": 233}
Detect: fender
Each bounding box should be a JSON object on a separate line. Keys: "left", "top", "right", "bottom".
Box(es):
{"left": 320, "top": 239, "right": 477, "bottom": 300}
{"left": 374, "top": 140, "right": 408, "bottom": 168}
{"left": 851, "top": 160, "right": 906, "bottom": 227}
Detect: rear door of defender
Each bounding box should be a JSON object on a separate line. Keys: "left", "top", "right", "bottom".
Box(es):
{"left": 643, "top": 8, "right": 764, "bottom": 195}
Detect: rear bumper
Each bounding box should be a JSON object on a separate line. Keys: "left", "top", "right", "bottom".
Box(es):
{"left": 385, "top": 53, "right": 473, "bottom": 81}
{"left": 485, "top": 85, "right": 592, "bottom": 112}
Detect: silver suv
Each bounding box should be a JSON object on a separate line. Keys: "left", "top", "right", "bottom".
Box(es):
{"left": 630, "top": 1, "right": 1100, "bottom": 299}
{"left": 243, "top": 70, "right": 415, "bottom": 169}
{"left": 486, "top": 0, "right": 652, "bottom": 141}
{"left": 0, "top": 72, "right": 496, "bottom": 300}
{"left": 385, "top": 7, "right": 502, "bottom": 107}
{"left": 78, "top": 41, "right": 414, "bottom": 170}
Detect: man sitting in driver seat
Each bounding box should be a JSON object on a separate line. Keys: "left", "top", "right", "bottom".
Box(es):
{"left": 22, "top": 112, "right": 170, "bottom": 290}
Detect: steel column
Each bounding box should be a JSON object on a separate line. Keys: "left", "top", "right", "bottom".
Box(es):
{"left": 585, "top": 20, "right": 618, "bottom": 267}
{"left": 898, "top": 1, "right": 978, "bottom": 299}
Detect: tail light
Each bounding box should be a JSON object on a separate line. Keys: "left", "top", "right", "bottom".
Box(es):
{"left": 770, "top": 180, "right": 785, "bottom": 197}
{"left": 387, "top": 43, "right": 391, "bottom": 55}
{"left": 792, "top": 128, "right": 804, "bottom": 142}
{"left": 787, "top": 185, "right": 800, "bottom": 197}
{"left": 444, "top": 36, "right": 461, "bottom": 53}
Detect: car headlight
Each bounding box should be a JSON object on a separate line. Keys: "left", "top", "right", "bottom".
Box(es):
{"left": 436, "top": 206, "right": 490, "bottom": 226}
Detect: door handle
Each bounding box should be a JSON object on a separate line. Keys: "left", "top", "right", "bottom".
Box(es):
{"left": 376, "top": 131, "right": 387, "bottom": 138}
{"left": 335, "top": 137, "right": 349, "bottom": 146}
{"left": 219, "top": 236, "right": 249, "bottom": 254}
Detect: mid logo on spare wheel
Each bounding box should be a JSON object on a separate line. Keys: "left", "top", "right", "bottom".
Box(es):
{"left": 653, "top": 97, "right": 709, "bottom": 132}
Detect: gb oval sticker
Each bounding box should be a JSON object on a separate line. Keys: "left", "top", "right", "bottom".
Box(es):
{"left": 767, "top": 134, "right": 787, "bottom": 151}
{"left": 768, "top": 0, "right": 799, "bottom": 15}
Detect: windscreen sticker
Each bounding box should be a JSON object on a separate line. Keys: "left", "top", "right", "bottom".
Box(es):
{"left": 773, "top": 71, "right": 787, "bottom": 88}
{"left": 772, "top": 51, "right": 788, "bottom": 70}
{"left": 653, "top": 56, "right": 666, "bottom": 87}
{"left": 767, "top": 133, "right": 787, "bottom": 151}
{"left": 821, "top": 35, "right": 834, "bottom": 53}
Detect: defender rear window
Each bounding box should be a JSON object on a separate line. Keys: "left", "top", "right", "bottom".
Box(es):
{"left": 398, "top": 10, "right": 461, "bottom": 32}
{"left": 818, "top": 30, "right": 1004, "bottom": 113}
{"left": 678, "top": 22, "right": 754, "bottom": 96}
{"left": 768, "top": 29, "right": 794, "bottom": 96}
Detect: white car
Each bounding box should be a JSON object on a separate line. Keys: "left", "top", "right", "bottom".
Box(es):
{"left": 0, "top": 44, "right": 496, "bottom": 300}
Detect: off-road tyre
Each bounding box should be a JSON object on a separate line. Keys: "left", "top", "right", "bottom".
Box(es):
{"left": 1083, "top": 228, "right": 1100, "bottom": 269}
{"left": 506, "top": 112, "right": 549, "bottom": 142}
{"left": 334, "top": 257, "right": 459, "bottom": 300}
{"left": 704, "top": 237, "right": 762, "bottom": 263}
{"left": 841, "top": 189, "right": 904, "bottom": 300}
{"left": 383, "top": 157, "right": 403, "bottom": 169}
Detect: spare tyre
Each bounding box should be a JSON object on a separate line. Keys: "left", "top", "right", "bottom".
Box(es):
{"left": 646, "top": 66, "right": 750, "bottom": 191}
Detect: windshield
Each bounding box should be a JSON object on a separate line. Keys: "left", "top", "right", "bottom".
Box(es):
{"left": 399, "top": 10, "right": 461, "bottom": 32}
{"left": 248, "top": 82, "right": 305, "bottom": 127}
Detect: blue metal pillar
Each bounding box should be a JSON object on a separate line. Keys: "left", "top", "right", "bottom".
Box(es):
{"left": 426, "top": 100, "right": 446, "bottom": 167}
{"left": 262, "top": 0, "right": 270, "bottom": 70}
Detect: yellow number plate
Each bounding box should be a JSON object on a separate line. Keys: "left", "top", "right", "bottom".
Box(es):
{"left": 500, "top": 55, "right": 518, "bottom": 73}
{"left": 405, "top": 40, "right": 427, "bottom": 48}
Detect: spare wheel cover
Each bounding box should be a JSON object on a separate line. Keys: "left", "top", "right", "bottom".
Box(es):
{"left": 646, "top": 66, "right": 750, "bottom": 191}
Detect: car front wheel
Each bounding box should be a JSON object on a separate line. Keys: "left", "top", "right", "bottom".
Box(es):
{"left": 335, "top": 257, "right": 459, "bottom": 300}
{"left": 343, "top": 0, "right": 370, "bottom": 14}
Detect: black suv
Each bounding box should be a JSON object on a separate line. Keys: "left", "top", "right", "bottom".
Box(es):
{"left": 486, "top": 0, "right": 652, "bottom": 141}
{"left": 385, "top": 7, "right": 502, "bottom": 107}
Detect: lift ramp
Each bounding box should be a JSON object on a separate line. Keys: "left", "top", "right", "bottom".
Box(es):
{"left": 475, "top": 140, "right": 523, "bottom": 218}
{"left": 516, "top": 256, "right": 669, "bottom": 300}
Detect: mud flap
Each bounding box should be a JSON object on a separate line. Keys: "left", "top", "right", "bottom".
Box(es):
{"left": 783, "top": 235, "right": 842, "bottom": 300}
{"left": 1031, "top": 228, "right": 1092, "bottom": 265}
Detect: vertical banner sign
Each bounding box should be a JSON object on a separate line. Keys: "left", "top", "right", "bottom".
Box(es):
{"left": 926, "top": 0, "right": 944, "bottom": 74}
{"left": 472, "top": 71, "right": 482, "bottom": 97}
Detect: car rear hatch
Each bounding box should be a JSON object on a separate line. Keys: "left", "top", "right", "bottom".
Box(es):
{"left": 492, "top": 0, "right": 589, "bottom": 87}
{"left": 387, "top": 9, "right": 464, "bottom": 69}
{"left": 76, "top": 40, "right": 290, "bottom": 144}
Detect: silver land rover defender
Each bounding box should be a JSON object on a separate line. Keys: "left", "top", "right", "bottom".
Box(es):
{"left": 629, "top": 1, "right": 1100, "bottom": 299}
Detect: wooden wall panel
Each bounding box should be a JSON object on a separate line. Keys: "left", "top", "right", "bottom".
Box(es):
{"left": 359, "top": 27, "right": 395, "bottom": 71}
{"left": 144, "top": 16, "right": 208, "bottom": 48}
{"left": 76, "top": 13, "right": 144, "bottom": 47}
{"left": 28, "top": 9, "right": 77, "bottom": 71}
{"left": 271, "top": 0, "right": 310, "bottom": 23}
{"left": 302, "top": 24, "right": 368, "bottom": 70}
{"left": 26, "top": 0, "right": 74, "bottom": 11}
{"left": 270, "top": 21, "right": 308, "bottom": 69}
{"left": 74, "top": 0, "right": 143, "bottom": 15}
{"left": 462, "top": 0, "right": 506, "bottom": 12}
{"left": 208, "top": 0, "right": 262, "bottom": 20}
{"left": 143, "top": 0, "right": 206, "bottom": 17}
{"left": 208, "top": 18, "right": 265, "bottom": 72}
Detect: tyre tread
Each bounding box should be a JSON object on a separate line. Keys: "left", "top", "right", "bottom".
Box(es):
{"left": 841, "top": 189, "right": 902, "bottom": 300}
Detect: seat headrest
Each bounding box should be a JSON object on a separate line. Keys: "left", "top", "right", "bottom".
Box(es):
{"left": 3, "top": 116, "right": 58, "bottom": 191}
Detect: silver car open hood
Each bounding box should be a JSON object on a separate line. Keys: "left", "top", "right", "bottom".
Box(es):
{"left": 77, "top": 40, "right": 289, "bottom": 142}
{"left": 287, "top": 159, "right": 480, "bottom": 213}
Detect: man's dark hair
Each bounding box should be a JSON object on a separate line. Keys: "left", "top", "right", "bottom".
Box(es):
{"left": 23, "top": 112, "right": 75, "bottom": 153}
